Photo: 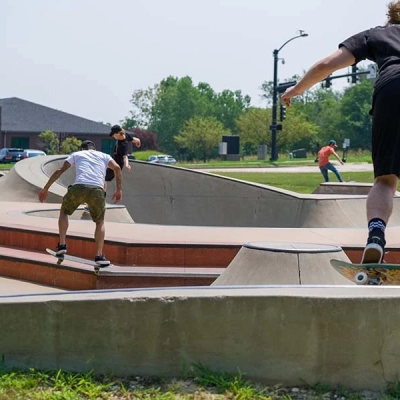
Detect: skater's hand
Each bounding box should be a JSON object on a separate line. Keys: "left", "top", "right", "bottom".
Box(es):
{"left": 38, "top": 188, "right": 48, "bottom": 203}
{"left": 112, "top": 189, "right": 122, "bottom": 203}
{"left": 133, "top": 138, "right": 141, "bottom": 148}
{"left": 125, "top": 164, "right": 131, "bottom": 171}
{"left": 281, "top": 86, "right": 303, "bottom": 107}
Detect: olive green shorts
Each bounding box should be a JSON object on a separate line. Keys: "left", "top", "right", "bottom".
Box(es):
{"left": 61, "top": 184, "right": 106, "bottom": 223}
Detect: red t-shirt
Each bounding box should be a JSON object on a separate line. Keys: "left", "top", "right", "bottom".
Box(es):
{"left": 318, "top": 146, "right": 334, "bottom": 166}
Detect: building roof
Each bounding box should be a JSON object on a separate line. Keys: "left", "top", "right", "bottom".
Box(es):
{"left": 0, "top": 97, "right": 111, "bottom": 134}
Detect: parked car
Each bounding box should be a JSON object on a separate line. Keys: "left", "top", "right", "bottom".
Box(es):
{"left": 146, "top": 154, "right": 177, "bottom": 165}
{"left": 23, "top": 149, "right": 46, "bottom": 158}
{"left": 0, "top": 148, "right": 26, "bottom": 163}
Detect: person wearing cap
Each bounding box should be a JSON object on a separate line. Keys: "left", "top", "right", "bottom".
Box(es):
{"left": 317, "top": 140, "right": 344, "bottom": 183}
{"left": 281, "top": 1, "right": 400, "bottom": 263}
{"left": 38, "top": 140, "right": 122, "bottom": 266}
{"left": 104, "top": 124, "right": 141, "bottom": 191}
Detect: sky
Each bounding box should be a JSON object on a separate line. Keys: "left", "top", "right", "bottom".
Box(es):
{"left": 1, "top": 0, "right": 386, "bottom": 125}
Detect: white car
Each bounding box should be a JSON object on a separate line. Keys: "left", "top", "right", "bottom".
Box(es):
{"left": 146, "top": 154, "right": 177, "bottom": 165}
{"left": 23, "top": 149, "right": 46, "bottom": 158}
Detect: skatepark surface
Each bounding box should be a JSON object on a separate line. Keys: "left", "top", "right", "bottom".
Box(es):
{"left": 2, "top": 156, "right": 400, "bottom": 292}
{"left": 3, "top": 156, "right": 400, "bottom": 389}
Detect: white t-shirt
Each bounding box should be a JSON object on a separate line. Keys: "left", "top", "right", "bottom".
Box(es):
{"left": 65, "top": 150, "right": 113, "bottom": 188}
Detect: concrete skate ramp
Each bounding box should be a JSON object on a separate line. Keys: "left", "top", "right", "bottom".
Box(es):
{"left": 212, "top": 242, "right": 354, "bottom": 285}
{"left": 4, "top": 156, "right": 400, "bottom": 228}
{"left": 0, "top": 157, "right": 65, "bottom": 203}
{"left": 0, "top": 156, "right": 134, "bottom": 223}
{"left": 104, "top": 160, "right": 400, "bottom": 228}
{"left": 26, "top": 205, "right": 134, "bottom": 223}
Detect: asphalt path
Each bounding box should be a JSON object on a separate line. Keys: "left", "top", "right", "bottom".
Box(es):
{"left": 197, "top": 162, "right": 373, "bottom": 174}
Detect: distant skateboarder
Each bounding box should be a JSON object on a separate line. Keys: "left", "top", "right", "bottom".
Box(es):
{"left": 317, "top": 140, "right": 344, "bottom": 182}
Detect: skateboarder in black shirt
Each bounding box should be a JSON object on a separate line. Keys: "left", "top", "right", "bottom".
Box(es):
{"left": 281, "top": 1, "right": 400, "bottom": 264}
{"left": 105, "top": 124, "right": 141, "bottom": 190}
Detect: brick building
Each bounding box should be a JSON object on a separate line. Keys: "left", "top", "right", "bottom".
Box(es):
{"left": 0, "top": 97, "right": 117, "bottom": 154}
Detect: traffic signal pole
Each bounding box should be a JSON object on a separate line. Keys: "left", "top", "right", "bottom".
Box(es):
{"left": 270, "top": 50, "right": 279, "bottom": 161}
{"left": 269, "top": 32, "right": 308, "bottom": 161}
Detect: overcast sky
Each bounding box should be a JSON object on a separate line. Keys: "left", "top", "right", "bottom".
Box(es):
{"left": 1, "top": 0, "right": 386, "bottom": 125}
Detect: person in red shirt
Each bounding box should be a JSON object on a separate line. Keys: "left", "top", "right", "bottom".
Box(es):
{"left": 281, "top": 1, "right": 400, "bottom": 264}
{"left": 318, "top": 140, "right": 344, "bottom": 182}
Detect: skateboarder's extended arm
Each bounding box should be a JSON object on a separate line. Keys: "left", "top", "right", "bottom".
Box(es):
{"left": 332, "top": 150, "right": 344, "bottom": 165}
{"left": 38, "top": 161, "right": 71, "bottom": 202}
{"left": 107, "top": 159, "right": 122, "bottom": 203}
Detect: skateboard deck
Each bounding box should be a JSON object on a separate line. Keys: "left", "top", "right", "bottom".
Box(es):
{"left": 330, "top": 259, "right": 400, "bottom": 285}
{"left": 46, "top": 248, "right": 112, "bottom": 275}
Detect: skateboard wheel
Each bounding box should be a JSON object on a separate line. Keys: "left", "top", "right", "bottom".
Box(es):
{"left": 355, "top": 272, "right": 369, "bottom": 285}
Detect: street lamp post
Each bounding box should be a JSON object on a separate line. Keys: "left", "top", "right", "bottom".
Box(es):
{"left": 270, "top": 31, "right": 308, "bottom": 161}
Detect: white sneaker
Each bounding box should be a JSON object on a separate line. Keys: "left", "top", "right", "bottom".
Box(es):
{"left": 361, "top": 236, "right": 385, "bottom": 264}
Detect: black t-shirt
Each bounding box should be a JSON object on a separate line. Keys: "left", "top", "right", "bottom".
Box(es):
{"left": 112, "top": 139, "right": 130, "bottom": 166}
{"left": 339, "top": 24, "right": 400, "bottom": 96}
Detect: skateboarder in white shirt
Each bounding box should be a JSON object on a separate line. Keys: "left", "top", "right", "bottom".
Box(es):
{"left": 38, "top": 140, "right": 122, "bottom": 265}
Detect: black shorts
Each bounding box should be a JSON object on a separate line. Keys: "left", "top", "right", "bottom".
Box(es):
{"left": 105, "top": 163, "right": 123, "bottom": 182}
{"left": 372, "top": 78, "right": 400, "bottom": 177}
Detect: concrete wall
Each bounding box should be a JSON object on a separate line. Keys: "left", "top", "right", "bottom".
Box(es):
{"left": 1, "top": 287, "right": 400, "bottom": 390}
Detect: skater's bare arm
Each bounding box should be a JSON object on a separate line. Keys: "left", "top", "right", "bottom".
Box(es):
{"left": 333, "top": 151, "right": 344, "bottom": 165}
{"left": 281, "top": 47, "right": 355, "bottom": 106}
{"left": 123, "top": 155, "right": 131, "bottom": 171}
{"left": 38, "top": 161, "right": 71, "bottom": 202}
{"left": 108, "top": 159, "right": 122, "bottom": 203}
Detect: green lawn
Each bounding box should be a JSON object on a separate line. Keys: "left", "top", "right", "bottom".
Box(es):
{"left": 214, "top": 171, "right": 376, "bottom": 194}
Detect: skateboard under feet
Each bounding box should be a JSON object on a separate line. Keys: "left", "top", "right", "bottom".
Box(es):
{"left": 330, "top": 259, "right": 400, "bottom": 285}
{"left": 46, "top": 248, "right": 112, "bottom": 275}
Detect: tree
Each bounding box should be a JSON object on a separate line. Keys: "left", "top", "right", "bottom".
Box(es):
{"left": 132, "top": 128, "right": 159, "bottom": 151}
{"left": 291, "top": 87, "right": 343, "bottom": 149}
{"left": 174, "top": 116, "right": 229, "bottom": 162}
{"left": 60, "top": 137, "right": 82, "bottom": 154}
{"left": 129, "top": 84, "right": 160, "bottom": 129}
{"left": 121, "top": 117, "right": 138, "bottom": 131}
{"left": 236, "top": 106, "right": 318, "bottom": 155}
{"left": 146, "top": 76, "right": 251, "bottom": 154}
{"left": 39, "top": 130, "right": 59, "bottom": 155}
{"left": 337, "top": 79, "right": 374, "bottom": 149}
{"left": 278, "top": 108, "right": 319, "bottom": 153}
{"left": 236, "top": 107, "right": 271, "bottom": 155}
{"left": 214, "top": 90, "right": 251, "bottom": 134}
{"left": 150, "top": 76, "right": 203, "bottom": 154}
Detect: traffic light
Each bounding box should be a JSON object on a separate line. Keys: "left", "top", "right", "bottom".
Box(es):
{"left": 279, "top": 104, "right": 286, "bottom": 121}
{"left": 325, "top": 77, "right": 332, "bottom": 88}
{"left": 351, "top": 65, "right": 359, "bottom": 84}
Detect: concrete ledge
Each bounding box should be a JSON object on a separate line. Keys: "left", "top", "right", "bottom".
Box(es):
{"left": 313, "top": 182, "right": 400, "bottom": 196}
{"left": 1, "top": 286, "right": 400, "bottom": 390}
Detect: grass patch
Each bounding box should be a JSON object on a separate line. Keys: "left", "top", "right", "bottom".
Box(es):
{"left": 214, "top": 171, "right": 377, "bottom": 194}
{"left": 0, "top": 367, "right": 394, "bottom": 399}
{"left": 0, "top": 163, "right": 14, "bottom": 169}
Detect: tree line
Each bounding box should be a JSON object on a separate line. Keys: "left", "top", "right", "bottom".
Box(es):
{"left": 121, "top": 72, "right": 375, "bottom": 161}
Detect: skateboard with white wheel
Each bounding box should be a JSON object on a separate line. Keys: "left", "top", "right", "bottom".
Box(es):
{"left": 46, "top": 248, "right": 112, "bottom": 275}
{"left": 330, "top": 259, "right": 400, "bottom": 285}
